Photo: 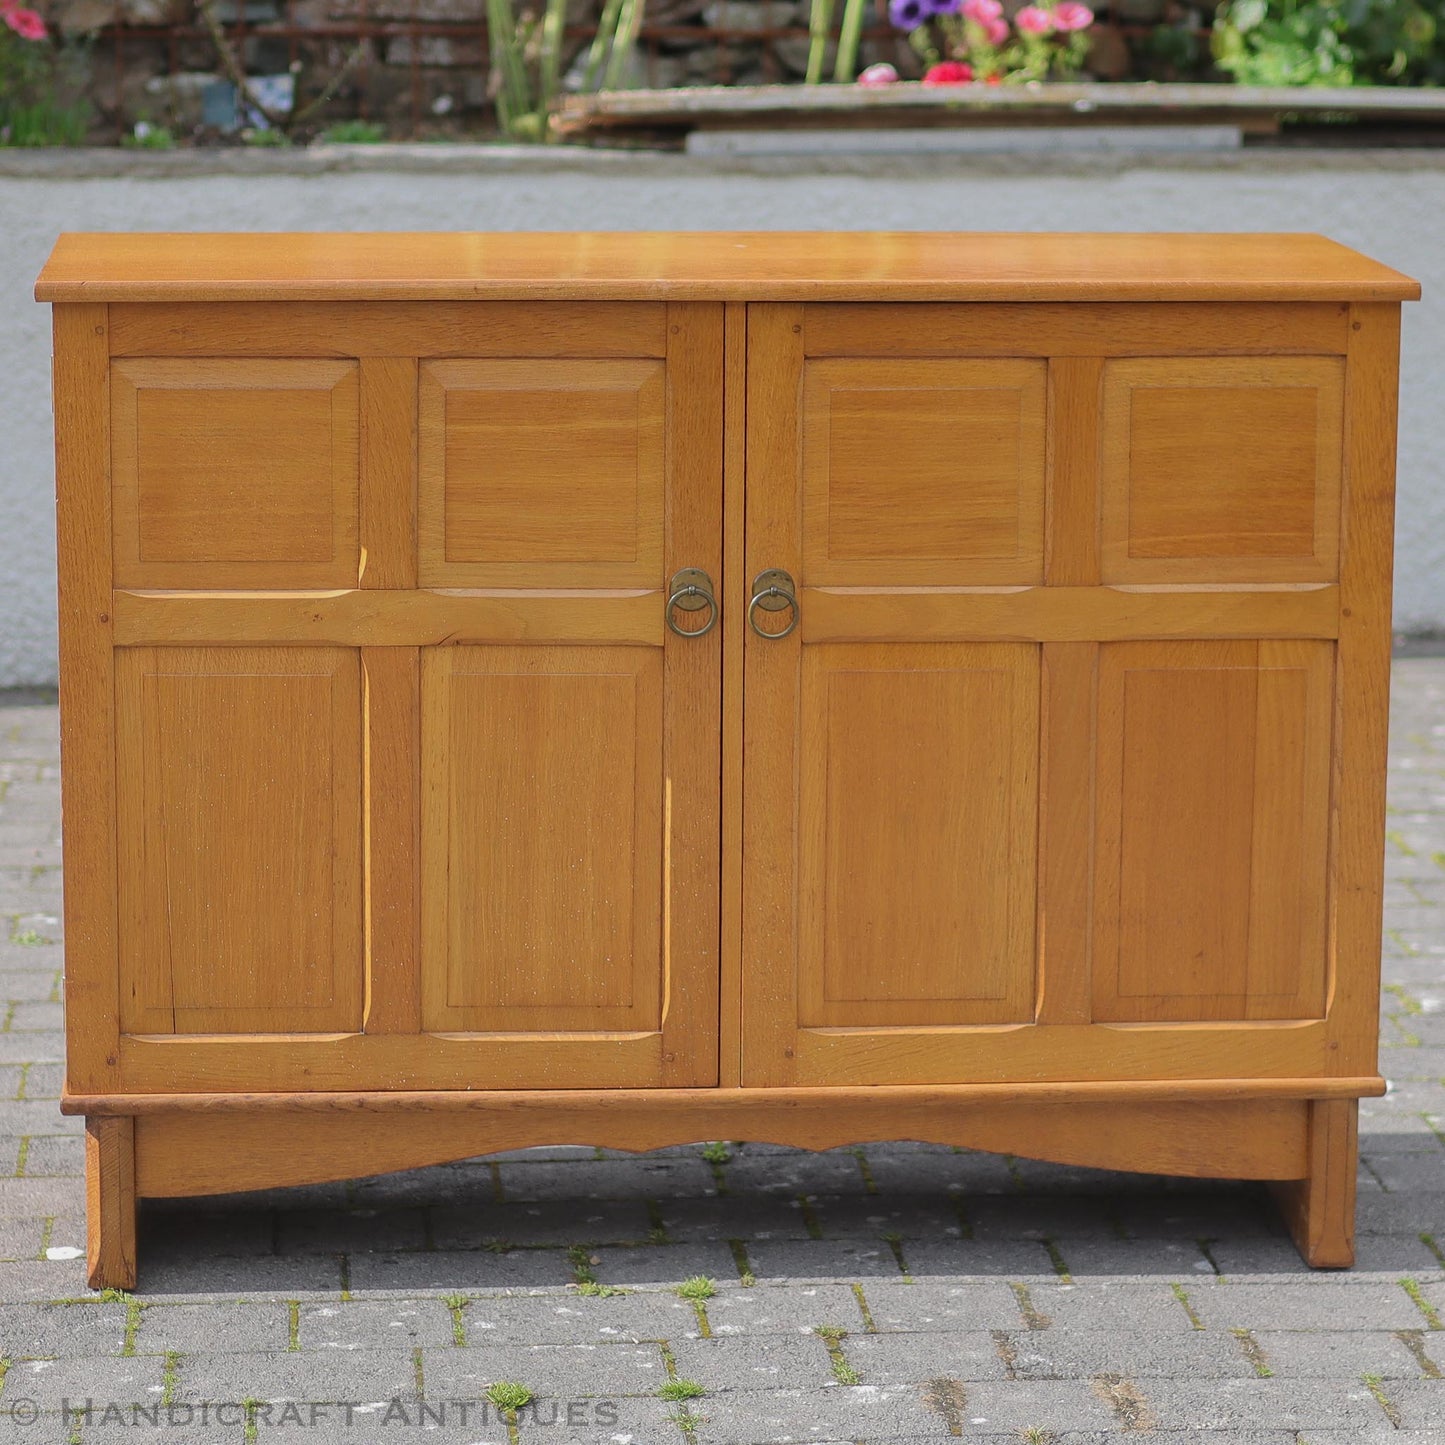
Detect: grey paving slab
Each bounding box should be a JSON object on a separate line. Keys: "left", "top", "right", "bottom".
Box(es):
{"left": 459, "top": 1287, "right": 700, "bottom": 1345}
{"left": 703, "top": 1283, "right": 868, "bottom": 1337}
{"left": 135, "top": 1300, "right": 293, "bottom": 1355}
{"left": 345, "top": 1248, "right": 576, "bottom": 1295}
{"left": 1249, "top": 1327, "right": 1434, "bottom": 1378}
{"left": 853, "top": 1278, "right": 1027, "bottom": 1332}
{"left": 420, "top": 1340, "right": 668, "bottom": 1397}
{"left": 298, "top": 1298, "right": 456, "bottom": 1351}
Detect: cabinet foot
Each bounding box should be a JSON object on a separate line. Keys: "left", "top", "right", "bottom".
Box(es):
{"left": 1269, "top": 1098, "right": 1358, "bottom": 1269}
{"left": 85, "top": 1116, "right": 137, "bottom": 1291}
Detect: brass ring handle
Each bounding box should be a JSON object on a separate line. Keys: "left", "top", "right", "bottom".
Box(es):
{"left": 666, "top": 568, "right": 718, "bottom": 639}
{"left": 748, "top": 568, "right": 798, "bottom": 640}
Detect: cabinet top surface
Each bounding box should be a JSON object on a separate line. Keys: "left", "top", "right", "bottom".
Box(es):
{"left": 35, "top": 230, "right": 1419, "bottom": 304}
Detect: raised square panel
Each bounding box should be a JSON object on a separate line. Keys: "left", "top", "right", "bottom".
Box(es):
{"left": 418, "top": 359, "right": 664, "bottom": 587}
{"left": 802, "top": 358, "right": 1046, "bottom": 585}
{"left": 1101, "top": 357, "right": 1343, "bottom": 583}
{"left": 797, "top": 643, "right": 1039, "bottom": 1027}
{"left": 115, "top": 647, "right": 363, "bottom": 1035}
{"left": 420, "top": 646, "right": 663, "bottom": 1033}
{"left": 112, "top": 358, "right": 360, "bottom": 589}
{"left": 1091, "top": 639, "right": 1333, "bottom": 1023}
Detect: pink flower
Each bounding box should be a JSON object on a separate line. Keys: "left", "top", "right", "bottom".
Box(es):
{"left": 858, "top": 62, "right": 900, "bottom": 85}
{"left": 923, "top": 60, "right": 974, "bottom": 83}
{"left": 1015, "top": 4, "right": 1054, "bottom": 32}
{"left": 984, "top": 15, "right": 1008, "bottom": 42}
{"left": 2, "top": 2, "right": 47, "bottom": 38}
{"left": 1053, "top": 0, "right": 1093, "bottom": 28}
{"left": 960, "top": 0, "right": 1002, "bottom": 19}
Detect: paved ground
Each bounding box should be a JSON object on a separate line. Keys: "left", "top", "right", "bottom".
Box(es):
{"left": 1, "top": 662, "right": 1444, "bottom": 1444}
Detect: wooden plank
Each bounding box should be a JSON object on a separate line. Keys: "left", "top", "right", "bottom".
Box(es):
{"left": 85, "top": 1116, "right": 136, "bottom": 1289}
{"left": 802, "top": 584, "right": 1340, "bottom": 643}
{"left": 1329, "top": 304, "right": 1402, "bottom": 1077}
{"left": 38, "top": 232, "right": 1421, "bottom": 305}
{"left": 661, "top": 301, "right": 724, "bottom": 1088}
{"left": 719, "top": 301, "right": 747, "bottom": 1090}
{"left": 53, "top": 304, "right": 120, "bottom": 1094}
{"left": 740, "top": 303, "right": 805, "bottom": 1087}
{"left": 112, "top": 588, "right": 663, "bottom": 647}
{"left": 808, "top": 303, "right": 1350, "bottom": 359}
{"left": 75, "top": 1075, "right": 1385, "bottom": 1115}
{"left": 132, "top": 1097, "right": 1311, "bottom": 1198}
{"left": 359, "top": 357, "right": 417, "bottom": 590}
{"left": 1036, "top": 642, "right": 1097, "bottom": 1025}
{"left": 108, "top": 300, "right": 669, "bottom": 358}
{"left": 1045, "top": 357, "right": 1103, "bottom": 587}
{"left": 362, "top": 647, "right": 421, "bottom": 1035}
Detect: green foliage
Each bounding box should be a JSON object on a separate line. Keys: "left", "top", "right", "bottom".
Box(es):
{"left": 485, "top": 1380, "right": 533, "bottom": 1411}
{"left": 676, "top": 1275, "right": 716, "bottom": 1301}
{"left": 241, "top": 126, "right": 292, "bottom": 146}
{"left": 122, "top": 121, "right": 176, "bottom": 149}
{"left": 0, "top": 32, "right": 91, "bottom": 146}
{"left": 318, "top": 118, "right": 388, "bottom": 143}
{"left": 658, "top": 1379, "right": 706, "bottom": 1401}
{"left": 1212, "top": 0, "right": 1445, "bottom": 86}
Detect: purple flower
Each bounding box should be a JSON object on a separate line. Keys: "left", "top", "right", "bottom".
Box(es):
{"left": 927, "top": 0, "right": 963, "bottom": 14}
{"left": 888, "top": 0, "right": 929, "bottom": 29}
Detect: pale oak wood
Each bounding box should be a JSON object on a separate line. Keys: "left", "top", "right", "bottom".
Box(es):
{"left": 85, "top": 1116, "right": 136, "bottom": 1290}
{"left": 128, "top": 1097, "right": 1314, "bottom": 1198}
{"left": 418, "top": 358, "right": 665, "bottom": 589}
{"left": 111, "top": 358, "right": 361, "bottom": 590}
{"left": 362, "top": 647, "right": 422, "bottom": 1035}
{"left": 359, "top": 357, "right": 417, "bottom": 590}
{"left": 115, "top": 646, "right": 365, "bottom": 1034}
{"left": 69, "top": 1077, "right": 1384, "bottom": 1114}
{"left": 53, "top": 304, "right": 121, "bottom": 1094}
{"left": 1100, "top": 356, "right": 1344, "bottom": 585}
{"left": 1045, "top": 357, "right": 1103, "bottom": 587}
{"left": 37, "top": 232, "right": 1421, "bottom": 303}
{"left": 805, "top": 301, "right": 1351, "bottom": 357}
{"left": 1271, "top": 1098, "right": 1359, "bottom": 1267}
{"left": 108, "top": 300, "right": 668, "bottom": 358}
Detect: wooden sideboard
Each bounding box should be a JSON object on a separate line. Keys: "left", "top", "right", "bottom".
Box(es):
{"left": 37, "top": 232, "right": 1418, "bottom": 1289}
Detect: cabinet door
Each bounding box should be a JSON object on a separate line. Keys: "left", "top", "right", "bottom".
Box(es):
{"left": 742, "top": 304, "right": 1346, "bottom": 1089}
{"left": 743, "top": 308, "right": 1047, "bottom": 1086}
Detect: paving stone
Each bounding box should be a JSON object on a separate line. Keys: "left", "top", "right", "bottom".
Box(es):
{"left": 1208, "top": 1230, "right": 1444, "bottom": 1280}
{"left": 295, "top": 1298, "right": 451, "bottom": 1352}
{"left": 668, "top": 1332, "right": 838, "bottom": 1391}
{"left": 704, "top": 1283, "right": 867, "bottom": 1337}
{"left": 923, "top": 1377, "right": 1121, "bottom": 1433}
{"left": 1003, "top": 1327, "right": 1257, "bottom": 1379}
{"left": 900, "top": 1236, "right": 1061, "bottom": 1281}
{"left": 459, "top": 1287, "right": 699, "bottom": 1345}
{"left": 0, "top": 972, "right": 61, "bottom": 1003}
{"left": 687, "top": 1381, "right": 948, "bottom": 1441}
{"left": 136, "top": 1252, "right": 344, "bottom": 1300}
{"left": 655, "top": 1194, "right": 812, "bottom": 1242}
{"left": 275, "top": 1207, "right": 429, "bottom": 1256}
{"left": 169, "top": 1347, "right": 417, "bottom": 1406}
{"left": 1135, "top": 1376, "right": 1388, "bottom": 1430}
{"left": 431, "top": 1198, "right": 650, "bottom": 1249}
{"left": 0, "top": 1299, "right": 129, "bottom": 1356}
{"left": 137, "top": 1207, "right": 279, "bottom": 1260}
{"left": 723, "top": 1149, "right": 873, "bottom": 1198}
{"left": 346, "top": 1247, "right": 574, "bottom": 1294}
{"left": 861, "top": 1146, "right": 1017, "bottom": 1195}
{"left": 0, "top": 1255, "right": 93, "bottom": 1301}
{"left": 585, "top": 1240, "right": 739, "bottom": 1287}
{"left": 840, "top": 1329, "right": 1005, "bottom": 1384}
{"left": 745, "top": 1237, "right": 902, "bottom": 1282}
{"left": 1050, "top": 1236, "right": 1214, "bottom": 1279}
{"left": 806, "top": 1191, "right": 963, "bottom": 1240}
{"left": 1250, "top": 1328, "right": 1431, "bottom": 1378}
{"left": 1188, "top": 1280, "right": 1432, "bottom": 1332}
{"left": 854, "top": 1278, "right": 1026, "bottom": 1332}
{"left": 6, "top": 1352, "right": 170, "bottom": 1411}
{"left": 136, "top": 1299, "right": 292, "bottom": 1354}
{"left": 1386, "top": 1377, "right": 1445, "bottom": 1428}
{"left": 421, "top": 1340, "right": 667, "bottom": 1397}
{"left": 497, "top": 1157, "right": 717, "bottom": 1202}
{"left": 1022, "top": 1281, "right": 1203, "bottom": 1333}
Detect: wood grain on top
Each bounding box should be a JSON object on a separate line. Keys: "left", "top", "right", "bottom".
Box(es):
{"left": 35, "top": 231, "right": 1420, "bottom": 303}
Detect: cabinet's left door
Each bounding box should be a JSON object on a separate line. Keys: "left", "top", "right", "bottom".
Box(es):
{"left": 62, "top": 301, "right": 723, "bottom": 1095}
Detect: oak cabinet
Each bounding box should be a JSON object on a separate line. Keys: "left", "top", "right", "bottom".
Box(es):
{"left": 38, "top": 232, "right": 1417, "bottom": 1289}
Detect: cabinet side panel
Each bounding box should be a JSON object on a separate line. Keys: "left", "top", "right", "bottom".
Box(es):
{"left": 54, "top": 304, "right": 121, "bottom": 1092}
{"left": 1329, "top": 304, "right": 1402, "bottom": 1076}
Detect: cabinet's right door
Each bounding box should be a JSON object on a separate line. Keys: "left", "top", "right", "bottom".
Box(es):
{"left": 741, "top": 303, "right": 1357, "bottom": 1088}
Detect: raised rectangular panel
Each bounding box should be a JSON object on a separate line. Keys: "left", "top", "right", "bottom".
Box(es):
{"left": 1101, "top": 357, "right": 1343, "bottom": 583}
{"left": 112, "top": 359, "right": 360, "bottom": 589}
{"left": 418, "top": 359, "right": 665, "bottom": 587}
{"left": 797, "top": 643, "right": 1039, "bottom": 1027}
{"left": 420, "top": 646, "right": 663, "bottom": 1032}
{"left": 802, "top": 358, "right": 1046, "bottom": 585}
{"left": 115, "top": 647, "right": 363, "bottom": 1034}
{"left": 1092, "top": 639, "right": 1333, "bottom": 1022}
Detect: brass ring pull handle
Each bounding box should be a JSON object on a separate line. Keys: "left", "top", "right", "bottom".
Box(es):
{"left": 748, "top": 568, "right": 799, "bottom": 639}
{"left": 666, "top": 568, "right": 719, "bottom": 638}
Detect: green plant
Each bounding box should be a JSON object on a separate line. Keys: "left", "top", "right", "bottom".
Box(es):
{"left": 0, "top": 13, "right": 92, "bottom": 147}
{"left": 485, "top": 1380, "right": 533, "bottom": 1411}
{"left": 676, "top": 1275, "right": 716, "bottom": 1301}
{"left": 658, "top": 1379, "right": 705, "bottom": 1401}
{"left": 318, "top": 119, "right": 388, "bottom": 143}
{"left": 488, "top": 0, "right": 646, "bottom": 142}
{"left": 122, "top": 121, "right": 176, "bottom": 149}
{"left": 1213, "top": 0, "right": 1445, "bottom": 86}
{"left": 241, "top": 127, "right": 292, "bottom": 146}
